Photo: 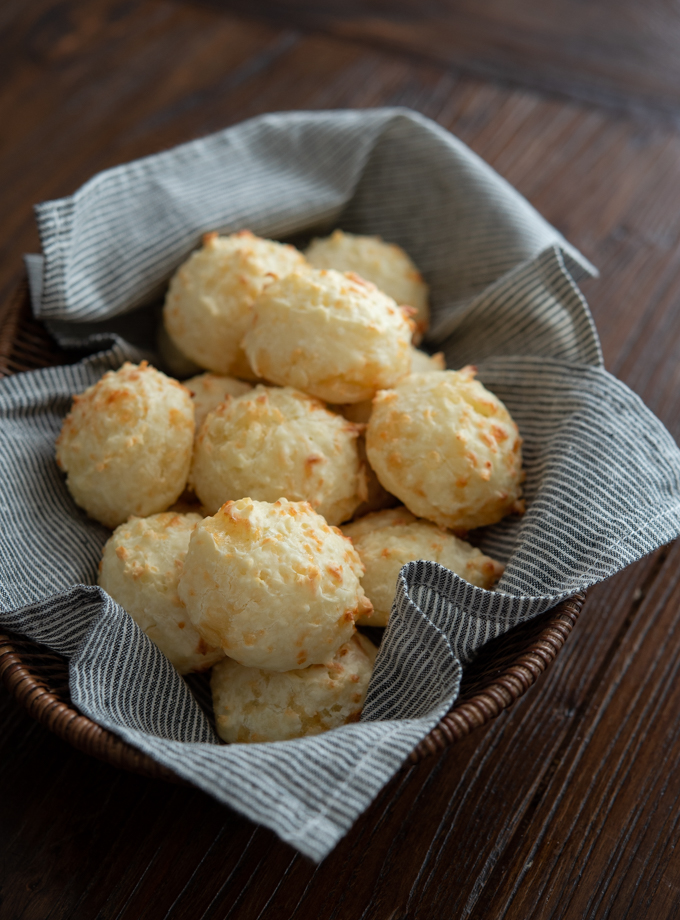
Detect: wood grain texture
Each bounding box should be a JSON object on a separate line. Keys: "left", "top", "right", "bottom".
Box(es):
{"left": 2, "top": 1, "right": 680, "bottom": 917}
{"left": 215, "top": 0, "right": 680, "bottom": 121}
{"left": 471, "top": 542, "right": 680, "bottom": 919}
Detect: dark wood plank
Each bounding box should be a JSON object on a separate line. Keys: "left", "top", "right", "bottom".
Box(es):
{"left": 470, "top": 538, "right": 680, "bottom": 920}
{"left": 0, "top": 0, "right": 292, "bottom": 309}
{"left": 218, "top": 0, "right": 680, "bottom": 121}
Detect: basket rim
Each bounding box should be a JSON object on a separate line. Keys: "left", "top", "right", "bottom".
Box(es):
{"left": 0, "top": 632, "right": 181, "bottom": 782}
{"left": 0, "top": 592, "right": 584, "bottom": 780}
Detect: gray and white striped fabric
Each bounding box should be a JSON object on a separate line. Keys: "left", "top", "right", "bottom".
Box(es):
{"left": 3, "top": 109, "right": 680, "bottom": 861}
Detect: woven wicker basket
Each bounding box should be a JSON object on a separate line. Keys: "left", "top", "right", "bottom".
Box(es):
{"left": 0, "top": 281, "right": 585, "bottom": 779}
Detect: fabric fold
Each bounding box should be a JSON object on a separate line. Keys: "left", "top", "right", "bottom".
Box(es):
{"left": 28, "top": 108, "right": 595, "bottom": 326}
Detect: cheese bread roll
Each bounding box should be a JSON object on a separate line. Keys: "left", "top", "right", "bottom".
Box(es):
{"left": 163, "top": 230, "right": 306, "bottom": 376}
{"left": 343, "top": 507, "right": 504, "bottom": 625}
{"left": 338, "top": 348, "right": 445, "bottom": 519}
{"left": 211, "top": 633, "right": 378, "bottom": 743}
{"left": 190, "top": 386, "right": 364, "bottom": 525}
{"left": 178, "top": 498, "right": 373, "bottom": 671}
{"left": 305, "top": 230, "right": 429, "bottom": 340}
{"left": 99, "top": 512, "right": 223, "bottom": 674}
{"left": 366, "top": 368, "right": 524, "bottom": 532}
{"left": 242, "top": 268, "right": 413, "bottom": 404}
{"left": 56, "top": 361, "right": 194, "bottom": 528}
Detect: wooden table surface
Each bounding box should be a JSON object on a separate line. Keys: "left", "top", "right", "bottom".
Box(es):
{"left": 3, "top": 2, "right": 680, "bottom": 917}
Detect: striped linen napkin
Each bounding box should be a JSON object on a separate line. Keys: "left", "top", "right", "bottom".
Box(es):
{"left": 2, "top": 109, "right": 679, "bottom": 861}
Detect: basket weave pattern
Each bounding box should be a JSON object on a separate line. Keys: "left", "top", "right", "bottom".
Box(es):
{"left": 0, "top": 283, "right": 585, "bottom": 777}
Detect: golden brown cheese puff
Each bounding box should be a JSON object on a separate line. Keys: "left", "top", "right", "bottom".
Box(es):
{"left": 190, "top": 385, "right": 365, "bottom": 525}
{"left": 305, "top": 230, "right": 430, "bottom": 342}
{"left": 242, "top": 268, "right": 413, "bottom": 404}
{"left": 338, "top": 348, "right": 445, "bottom": 520}
{"left": 343, "top": 507, "right": 504, "bottom": 626}
{"left": 98, "top": 513, "right": 223, "bottom": 674}
{"left": 366, "top": 368, "right": 524, "bottom": 532}
{"left": 56, "top": 361, "right": 194, "bottom": 529}
{"left": 178, "top": 498, "right": 373, "bottom": 671}
{"left": 163, "top": 230, "right": 306, "bottom": 377}
{"left": 211, "top": 633, "right": 378, "bottom": 743}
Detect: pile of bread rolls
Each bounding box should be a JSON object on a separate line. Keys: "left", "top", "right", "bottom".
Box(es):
{"left": 55, "top": 229, "right": 524, "bottom": 744}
